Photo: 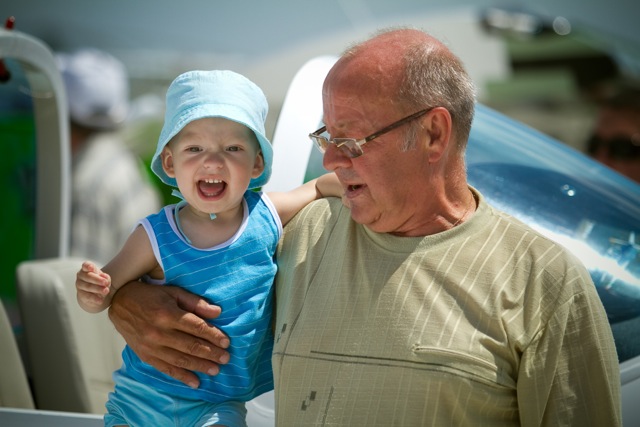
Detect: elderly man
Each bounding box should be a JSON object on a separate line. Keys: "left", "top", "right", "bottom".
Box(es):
{"left": 102, "top": 28, "right": 621, "bottom": 426}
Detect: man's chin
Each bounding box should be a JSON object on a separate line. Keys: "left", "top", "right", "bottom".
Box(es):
{"left": 348, "top": 206, "right": 376, "bottom": 227}
{"left": 340, "top": 195, "right": 351, "bottom": 209}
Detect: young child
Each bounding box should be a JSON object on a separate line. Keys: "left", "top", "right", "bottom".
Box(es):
{"left": 75, "top": 70, "right": 342, "bottom": 427}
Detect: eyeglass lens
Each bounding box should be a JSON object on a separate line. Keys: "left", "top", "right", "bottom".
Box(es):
{"left": 313, "top": 134, "right": 363, "bottom": 158}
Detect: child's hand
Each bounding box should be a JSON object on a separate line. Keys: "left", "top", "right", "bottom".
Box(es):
{"left": 75, "top": 261, "right": 112, "bottom": 313}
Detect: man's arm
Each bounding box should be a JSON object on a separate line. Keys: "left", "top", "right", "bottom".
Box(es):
{"left": 518, "top": 287, "right": 621, "bottom": 426}
{"left": 108, "top": 281, "right": 230, "bottom": 388}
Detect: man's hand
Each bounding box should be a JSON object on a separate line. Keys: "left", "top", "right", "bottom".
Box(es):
{"left": 108, "top": 281, "right": 230, "bottom": 388}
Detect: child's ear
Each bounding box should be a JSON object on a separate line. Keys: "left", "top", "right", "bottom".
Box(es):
{"left": 252, "top": 151, "right": 265, "bottom": 179}
{"left": 161, "top": 147, "right": 176, "bottom": 178}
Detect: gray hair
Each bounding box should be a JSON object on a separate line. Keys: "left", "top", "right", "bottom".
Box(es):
{"left": 341, "top": 28, "right": 477, "bottom": 152}
{"left": 400, "top": 40, "right": 476, "bottom": 151}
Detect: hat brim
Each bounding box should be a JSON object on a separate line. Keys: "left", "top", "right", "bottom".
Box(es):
{"left": 151, "top": 104, "right": 273, "bottom": 189}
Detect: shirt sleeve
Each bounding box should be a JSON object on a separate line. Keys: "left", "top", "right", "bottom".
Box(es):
{"left": 518, "top": 282, "right": 622, "bottom": 426}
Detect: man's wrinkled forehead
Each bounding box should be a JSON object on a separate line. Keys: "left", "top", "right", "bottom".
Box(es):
{"left": 325, "top": 50, "right": 395, "bottom": 92}
{"left": 321, "top": 76, "right": 374, "bottom": 131}
{"left": 322, "top": 74, "right": 398, "bottom": 134}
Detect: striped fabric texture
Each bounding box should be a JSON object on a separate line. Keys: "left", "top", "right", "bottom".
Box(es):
{"left": 273, "top": 189, "right": 621, "bottom": 426}
{"left": 121, "top": 190, "right": 280, "bottom": 403}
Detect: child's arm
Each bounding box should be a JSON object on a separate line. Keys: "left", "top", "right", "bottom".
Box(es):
{"left": 267, "top": 172, "right": 343, "bottom": 226}
{"left": 75, "top": 225, "right": 160, "bottom": 313}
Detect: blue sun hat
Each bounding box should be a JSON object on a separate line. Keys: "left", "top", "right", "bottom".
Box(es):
{"left": 151, "top": 70, "right": 273, "bottom": 189}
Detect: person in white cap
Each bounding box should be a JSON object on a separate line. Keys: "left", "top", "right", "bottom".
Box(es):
{"left": 57, "top": 48, "right": 161, "bottom": 264}
{"left": 75, "top": 69, "right": 342, "bottom": 426}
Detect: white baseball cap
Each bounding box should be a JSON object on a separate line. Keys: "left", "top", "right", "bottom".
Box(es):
{"left": 56, "top": 48, "right": 129, "bottom": 130}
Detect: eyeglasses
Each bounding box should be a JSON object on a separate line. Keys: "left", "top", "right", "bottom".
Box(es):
{"left": 308, "top": 107, "right": 434, "bottom": 158}
{"left": 587, "top": 134, "right": 640, "bottom": 160}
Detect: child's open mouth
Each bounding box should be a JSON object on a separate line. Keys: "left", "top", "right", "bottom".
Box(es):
{"left": 198, "top": 178, "right": 225, "bottom": 198}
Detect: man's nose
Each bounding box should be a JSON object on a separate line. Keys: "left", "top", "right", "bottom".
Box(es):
{"left": 322, "top": 144, "right": 352, "bottom": 171}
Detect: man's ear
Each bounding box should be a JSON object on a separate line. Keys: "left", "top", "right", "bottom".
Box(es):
{"left": 161, "top": 147, "right": 176, "bottom": 178}
{"left": 252, "top": 151, "right": 265, "bottom": 179}
{"left": 422, "top": 107, "right": 453, "bottom": 163}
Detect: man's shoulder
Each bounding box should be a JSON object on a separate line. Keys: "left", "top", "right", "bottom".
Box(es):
{"left": 481, "top": 198, "right": 591, "bottom": 281}
{"left": 296, "top": 196, "right": 343, "bottom": 214}
{"left": 282, "top": 197, "right": 348, "bottom": 239}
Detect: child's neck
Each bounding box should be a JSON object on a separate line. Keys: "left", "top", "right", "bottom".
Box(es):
{"left": 174, "top": 201, "right": 245, "bottom": 249}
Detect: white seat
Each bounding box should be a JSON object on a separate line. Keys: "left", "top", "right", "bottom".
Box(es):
{"left": 16, "top": 257, "right": 125, "bottom": 414}
{"left": 0, "top": 299, "right": 35, "bottom": 409}
{"left": 262, "top": 55, "right": 337, "bottom": 193}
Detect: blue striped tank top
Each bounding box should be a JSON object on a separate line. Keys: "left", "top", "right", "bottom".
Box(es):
{"left": 120, "top": 190, "right": 280, "bottom": 403}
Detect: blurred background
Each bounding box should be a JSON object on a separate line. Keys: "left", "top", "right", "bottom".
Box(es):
{"left": 1, "top": 0, "right": 639, "bottom": 301}
{"left": 3, "top": 0, "right": 640, "bottom": 148}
